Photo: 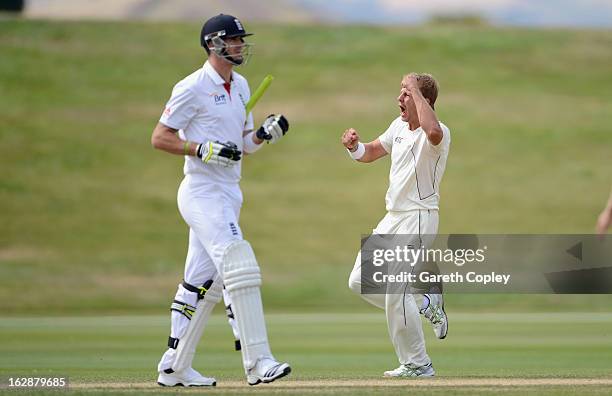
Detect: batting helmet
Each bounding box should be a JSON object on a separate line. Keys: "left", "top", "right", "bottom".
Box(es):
{"left": 200, "top": 14, "right": 253, "bottom": 65}
{"left": 201, "top": 14, "right": 252, "bottom": 50}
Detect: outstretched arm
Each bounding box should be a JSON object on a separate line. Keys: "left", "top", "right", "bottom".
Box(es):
{"left": 341, "top": 128, "right": 388, "bottom": 163}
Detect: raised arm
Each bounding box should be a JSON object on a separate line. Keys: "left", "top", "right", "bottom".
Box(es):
{"left": 404, "top": 74, "right": 443, "bottom": 146}
{"left": 341, "top": 128, "right": 388, "bottom": 163}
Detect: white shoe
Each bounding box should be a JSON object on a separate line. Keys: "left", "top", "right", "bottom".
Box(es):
{"left": 247, "top": 357, "right": 291, "bottom": 386}
{"left": 420, "top": 293, "right": 448, "bottom": 339}
{"left": 383, "top": 363, "right": 435, "bottom": 378}
{"left": 157, "top": 367, "right": 216, "bottom": 387}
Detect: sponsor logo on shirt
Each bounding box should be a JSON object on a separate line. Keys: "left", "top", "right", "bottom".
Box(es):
{"left": 229, "top": 222, "right": 239, "bottom": 236}
{"left": 394, "top": 136, "right": 404, "bottom": 144}
{"left": 163, "top": 106, "right": 172, "bottom": 116}
{"left": 214, "top": 94, "right": 228, "bottom": 105}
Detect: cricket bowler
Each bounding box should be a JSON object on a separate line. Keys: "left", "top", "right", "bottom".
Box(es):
{"left": 151, "top": 14, "right": 291, "bottom": 386}
{"left": 343, "top": 73, "right": 450, "bottom": 377}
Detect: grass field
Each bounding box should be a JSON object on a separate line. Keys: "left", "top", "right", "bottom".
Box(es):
{"left": 1, "top": 19, "right": 611, "bottom": 314}
{"left": 1, "top": 312, "right": 611, "bottom": 395}
{"left": 1, "top": 18, "right": 612, "bottom": 394}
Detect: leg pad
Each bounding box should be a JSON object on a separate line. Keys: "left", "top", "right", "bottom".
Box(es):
{"left": 222, "top": 241, "right": 271, "bottom": 370}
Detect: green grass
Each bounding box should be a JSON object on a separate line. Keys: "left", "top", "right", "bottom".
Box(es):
{"left": 1, "top": 19, "right": 612, "bottom": 313}
{"left": 1, "top": 312, "right": 611, "bottom": 395}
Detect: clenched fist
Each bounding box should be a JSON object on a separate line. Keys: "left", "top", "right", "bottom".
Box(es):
{"left": 342, "top": 128, "right": 360, "bottom": 151}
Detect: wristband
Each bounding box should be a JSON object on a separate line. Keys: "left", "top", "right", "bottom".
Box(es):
{"left": 195, "top": 143, "right": 204, "bottom": 159}
{"left": 347, "top": 142, "right": 365, "bottom": 160}
{"left": 243, "top": 131, "right": 264, "bottom": 154}
{"left": 183, "top": 140, "right": 191, "bottom": 156}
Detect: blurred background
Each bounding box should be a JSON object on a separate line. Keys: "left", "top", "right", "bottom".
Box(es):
{"left": 11, "top": 0, "right": 612, "bottom": 27}
{"left": 1, "top": 0, "right": 611, "bottom": 315}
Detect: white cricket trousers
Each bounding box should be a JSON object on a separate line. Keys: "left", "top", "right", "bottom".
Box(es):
{"left": 348, "top": 209, "right": 439, "bottom": 367}
{"left": 158, "top": 175, "right": 244, "bottom": 372}
{"left": 177, "top": 175, "right": 244, "bottom": 283}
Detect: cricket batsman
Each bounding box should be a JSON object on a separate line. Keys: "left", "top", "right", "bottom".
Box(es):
{"left": 343, "top": 73, "right": 450, "bottom": 377}
{"left": 151, "top": 14, "right": 291, "bottom": 386}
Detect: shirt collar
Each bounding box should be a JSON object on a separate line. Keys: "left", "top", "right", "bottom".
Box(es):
{"left": 203, "top": 61, "right": 235, "bottom": 86}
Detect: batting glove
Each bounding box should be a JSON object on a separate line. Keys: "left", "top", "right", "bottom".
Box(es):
{"left": 256, "top": 114, "right": 289, "bottom": 144}
{"left": 196, "top": 141, "right": 242, "bottom": 167}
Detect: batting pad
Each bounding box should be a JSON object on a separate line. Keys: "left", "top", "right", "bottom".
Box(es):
{"left": 223, "top": 240, "right": 272, "bottom": 370}
{"left": 172, "top": 275, "right": 223, "bottom": 373}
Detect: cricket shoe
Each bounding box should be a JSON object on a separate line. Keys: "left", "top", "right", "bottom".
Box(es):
{"left": 383, "top": 363, "right": 435, "bottom": 378}
{"left": 157, "top": 367, "right": 216, "bottom": 387}
{"left": 247, "top": 357, "right": 291, "bottom": 386}
{"left": 420, "top": 293, "right": 448, "bottom": 339}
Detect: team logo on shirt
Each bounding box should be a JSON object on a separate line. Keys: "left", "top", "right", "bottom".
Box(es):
{"left": 394, "top": 136, "right": 404, "bottom": 144}
{"left": 214, "top": 93, "right": 228, "bottom": 105}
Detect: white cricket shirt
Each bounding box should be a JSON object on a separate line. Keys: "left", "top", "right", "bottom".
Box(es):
{"left": 378, "top": 117, "right": 451, "bottom": 211}
{"left": 159, "top": 61, "right": 254, "bottom": 183}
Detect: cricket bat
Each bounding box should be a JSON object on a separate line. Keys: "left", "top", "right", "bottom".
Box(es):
{"left": 245, "top": 74, "right": 274, "bottom": 114}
